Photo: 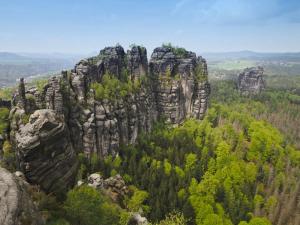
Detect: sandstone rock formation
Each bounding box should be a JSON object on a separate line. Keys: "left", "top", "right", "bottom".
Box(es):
{"left": 0, "top": 167, "right": 45, "bottom": 225}
{"left": 87, "top": 173, "right": 104, "bottom": 189}
{"left": 6, "top": 45, "right": 210, "bottom": 193}
{"left": 88, "top": 173, "right": 129, "bottom": 204}
{"left": 14, "top": 109, "right": 78, "bottom": 194}
{"left": 86, "top": 173, "right": 148, "bottom": 224}
{"left": 129, "top": 213, "right": 149, "bottom": 225}
{"left": 102, "top": 174, "right": 129, "bottom": 203}
{"left": 150, "top": 46, "right": 210, "bottom": 122}
{"left": 237, "top": 66, "right": 266, "bottom": 95}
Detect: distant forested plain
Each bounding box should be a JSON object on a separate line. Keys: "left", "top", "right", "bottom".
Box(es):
{"left": 0, "top": 52, "right": 82, "bottom": 87}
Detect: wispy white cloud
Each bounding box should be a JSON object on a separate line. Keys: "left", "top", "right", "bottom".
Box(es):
{"left": 171, "top": 0, "right": 191, "bottom": 15}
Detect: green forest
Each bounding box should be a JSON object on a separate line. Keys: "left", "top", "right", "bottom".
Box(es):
{"left": 1, "top": 1, "right": 300, "bottom": 225}
{"left": 11, "top": 75, "right": 295, "bottom": 225}
{"left": 1, "top": 73, "right": 300, "bottom": 225}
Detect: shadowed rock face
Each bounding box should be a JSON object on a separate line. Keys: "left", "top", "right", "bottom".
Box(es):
{"left": 150, "top": 47, "right": 210, "bottom": 123}
{"left": 127, "top": 46, "right": 148, "bottom": 80}
{"left": 0, "top": 167, "right": 45, "bottom": 225}
{"left": 15, "top": 109, "right": 78, "bottom": 194}
{"left": 238, "top": 66, "right": 266, "bottom": 95}
{"left": 7, "top": 45, "right": 210, "bottom": 193}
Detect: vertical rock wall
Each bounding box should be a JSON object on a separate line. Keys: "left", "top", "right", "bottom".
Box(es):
{"left": 149, "top": 47, "right": 210, "bottom": 123}
{"left": 7, "top": 45, "right": 210, "bottom": 192}
{"left": 238, "top": 66, "right": 266, "bottom": 95}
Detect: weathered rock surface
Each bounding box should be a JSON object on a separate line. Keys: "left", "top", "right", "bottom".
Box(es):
{"left": 103, "top": 174, "right": 129, "bottom": 203}
{"left": 129, "top": 213, "right": 149, "bottom": 225}
{"left": 7, "top": 45, "right": 210, "bottom": 193}
{"left": 150, "top": 46, "right": 210, "bottom": 122}
{"left": 237, "top": 66, "right": 266, "bottom": 95}
{"left": 88, "top": 173, "right": 104, "bottom": 189}
{"left": 14, "top": 109, "right": 78, "bottom": 194}
{"left": 0, "top": 167, "right": 45, "bottom": 225}
{"left": 88, "top": 173, "right": 129, "bottom": 204}
{"left": 86, "top": 173, "right": 148, "bottom": 223}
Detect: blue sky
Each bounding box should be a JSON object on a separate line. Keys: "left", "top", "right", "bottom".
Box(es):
{"left": 0, "top": 0, "right": 300, "bottom": 53}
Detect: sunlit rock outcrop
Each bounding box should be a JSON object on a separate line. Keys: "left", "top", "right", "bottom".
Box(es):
{"left": 238, "top": 66, "right": 266, "bottom": 95}
{"left": 7, "top": 45, "right": 210, "bottom": 193}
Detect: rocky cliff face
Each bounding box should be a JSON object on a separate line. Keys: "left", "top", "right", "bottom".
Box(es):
{"left": 14, "top": 110, "right": 78, "bottom": 194}
{"left": 150, "top": 47, "right": 210, "bottom": 123}
{"left": 6, "top": 45, "right": 210, "bottom": 193}
{"left": 0, "top": 167, "right": 45, "bottom": 225}
{"left": 237, "top": 66, "right": 266, "bottom": 95}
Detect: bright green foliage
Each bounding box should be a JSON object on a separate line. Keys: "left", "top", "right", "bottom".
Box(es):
{"left": 0, "top": 107, "right": 9, "bottom": 135}
{"left": 195, "top": 64, "right": 207, "bottom": 82}
{"left": 94, "top": 97, "right": 298, "bottom": 224}
{"left": 155, "top": 212, "right": 187, "bottom": 225}
{"left": 34, "top": 78, "right": 48, "bottom": 92}
{"left": 45, "top": 78, "right": 299, "bottom": 225}
{"left": 1, "top": 140, "right": 16, "bottom": 170}
{"left": 184, "top": 153, "right": 197, "bottom": 172}
{"left": 159, "top": 66, "right": 174, "bottom": 86}
{"left": 164, "top": 159, "right": 172, "bottom": 176}
{"left": 238, "top": 217, "right": 271, "bottom": 225}
{"left": 247, "top": 121, "right": 284, "bottom": 166}
{"left": 162, "top": 43, "right": 188, "bottom": 57}
{"left": 287, "top": 145, "right": 300, "bottom": 166}
{"left": 91, "top": 73, "right": 141, "bottom": 102}
{"left": 254, "top": 194, "right": 264, "bottom": 209}
{"left": 90, "top": 153, "right": 99, "bottom": 173}
{"left": 63, "top": 185, "right": 120, "bottom": 225}
{"left": 210, "top": 79, "right": 300, "bottom": 148}
{"left": 0, "top": 86, "right": 14, "bottom": 100}
{"left": 175, "top": 166, "right": 185, "bottom": 178}
{"left": 265, "top": 196, "right": 277, "bottom": 213}
{"left": 126, "top": 186, "right": 150, "bottom": 214}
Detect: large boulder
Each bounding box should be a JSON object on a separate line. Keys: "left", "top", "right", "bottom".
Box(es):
{"left": 128, "top": 213, "right": 149, "bottom": 225}
{"left": 88, "top": 173, "right": 104, "bottom": 189}
{"left": 87, "top": 173, "right": 129, "bottom": 204}
{"left": 0, "top": 167, "right": 45, "bottom": 225}
{"left": 15, "top": 109, "right": 78, "bottom": 194}
{"left": 102, "top": 174, "right": 129, "bottom": 203}
{"left": 238, "top": 66, "right": 266, "bottom": 95}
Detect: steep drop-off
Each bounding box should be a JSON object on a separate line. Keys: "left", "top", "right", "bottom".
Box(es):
{"left": 0, "top": 167, "right": 45, "bottom": 225}
{"left": 5, "top": 45, "right": 210, "bottom": 193}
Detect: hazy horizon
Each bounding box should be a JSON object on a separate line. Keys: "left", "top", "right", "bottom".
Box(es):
{"left": 2, "top": 50, "right": 300, "bottom": 57}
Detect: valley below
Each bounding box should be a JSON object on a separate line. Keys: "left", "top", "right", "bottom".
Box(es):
{"left": 0, "top": 46, "right": 299, "bottom": 225}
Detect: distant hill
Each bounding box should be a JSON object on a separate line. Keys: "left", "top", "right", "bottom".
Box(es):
{"left": 202, "top": 50, "right": 300, "bottom": 61}
{"left": 0, "top": 52, "right": 86, "bottom": 87}
{"left": 203, "top": 51, "right": 300, "bottom": 79}
{"left": 0, "top": 52, "right": 28, "bottom": 61}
